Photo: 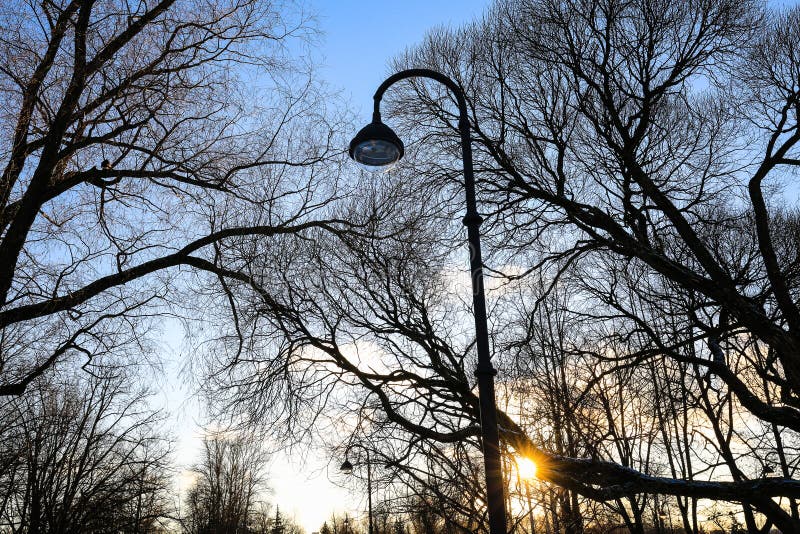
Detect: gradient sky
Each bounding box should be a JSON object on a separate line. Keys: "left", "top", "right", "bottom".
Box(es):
{"left": 252, "top": 1, "right": 492, "bottom": 531}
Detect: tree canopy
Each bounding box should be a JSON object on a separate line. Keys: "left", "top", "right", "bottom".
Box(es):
{"left": 3, "top": 0, "right": 800, "bottom": 532}
{"left": 197, "top": 0, "right": 800, "bottom": 532}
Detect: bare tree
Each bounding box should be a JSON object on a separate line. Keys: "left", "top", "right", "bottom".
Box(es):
{"left": 182, "top": 431, "right": 269, "bottom": 534}
{"left": 387, "top": 0, "right": 800, "bottom": 528}
{"left": 0, "top": 0, "right": 352, "bottom": 395}
{"left": 0, "top": 371, "right": 174, "bottom": 533}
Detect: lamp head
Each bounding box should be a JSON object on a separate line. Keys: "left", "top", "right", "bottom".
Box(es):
{"left": 339, "top": 459, "right": 354, "bottom": 474}
{"left": 348, "top": 120, "right": 404, "bottom": 171}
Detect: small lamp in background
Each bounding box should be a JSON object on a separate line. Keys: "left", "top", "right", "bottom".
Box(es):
{"left": 339, "top": 458, "right": 354, "bottom": 475}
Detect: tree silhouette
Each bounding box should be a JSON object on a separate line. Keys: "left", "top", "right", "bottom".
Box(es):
{"left": 270, "top": 506, "right": 285, "bottom": 534}
{"left": 183, "top": 432, "right": 268, "bottom": 534}
{"left": 0, "top": 372, "right": 173, "bottom": 532}
{"left": 0, "top": 0, "right": 347, "bottom": 396}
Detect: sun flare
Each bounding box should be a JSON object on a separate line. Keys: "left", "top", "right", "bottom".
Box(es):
{"left": 517, "top": 457, "right": 538, "bottom": 479}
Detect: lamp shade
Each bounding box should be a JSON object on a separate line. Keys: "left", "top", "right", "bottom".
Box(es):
{"left": 348, "top": 121, "right": 404, "bottom": 170}
{"left": 339, "top": 459, "right": 354, "bottom": 474}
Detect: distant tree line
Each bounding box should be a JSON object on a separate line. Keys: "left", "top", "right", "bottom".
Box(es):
{"left": 183, "top": 433, "right": 303, "bottom": 534}
{"left": 0, "top": 372, "right": 305, "bottom": 533}
{"left": 0, "top": 372, "right": 174, "bottom": 533}
{"left": 315, "top": 492, "right": 761, "bottom": 534}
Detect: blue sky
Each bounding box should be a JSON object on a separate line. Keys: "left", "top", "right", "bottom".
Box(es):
{"left": 314, "top": 0, "right": 490, "bottom": 118}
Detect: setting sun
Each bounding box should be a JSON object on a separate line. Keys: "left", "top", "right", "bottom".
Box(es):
{"left": 517, "top": 457, "right": 538, "bottom": 480}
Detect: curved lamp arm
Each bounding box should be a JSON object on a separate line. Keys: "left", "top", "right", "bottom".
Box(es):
{"left": 372, "top": 68, "right": 469, "bottom": 124}
{"left": 371, "top": 68, "right": 480, "bottom": 229}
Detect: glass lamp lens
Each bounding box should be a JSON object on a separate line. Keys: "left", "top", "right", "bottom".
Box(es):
{"left": 352, "top": 139, "right": 401, "bottom": 170}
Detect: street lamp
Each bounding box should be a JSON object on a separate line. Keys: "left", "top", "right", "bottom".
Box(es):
{"left": 348, "top": 68, "right": 508, "bottom": 534}
{"left": 340, "top": 447, "right": 374, "bottom": 534}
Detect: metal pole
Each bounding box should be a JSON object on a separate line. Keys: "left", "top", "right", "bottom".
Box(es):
{"left": 372, "top": 68, "right": 508, "bottom": 534}
{"left": 367, "top": 449, "right": 374, "bottom": 534}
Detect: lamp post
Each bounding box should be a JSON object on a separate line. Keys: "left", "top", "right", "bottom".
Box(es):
{"left": 348, "top": 68, "right": 508, "bottom": 534}
{"left": 340, "top": 447, "right": 374, "bottom": 534}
